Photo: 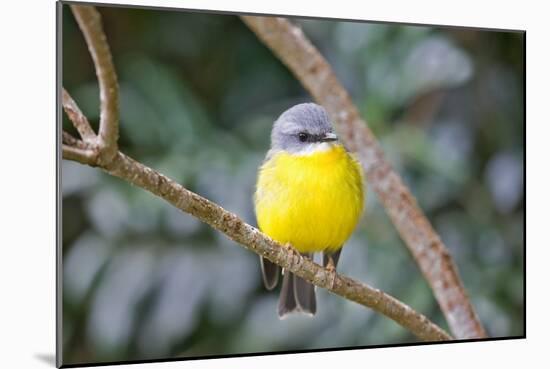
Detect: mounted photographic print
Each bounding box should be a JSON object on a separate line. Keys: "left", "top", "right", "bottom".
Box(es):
{"left": 58, "top": 1, "right": 525, "bottom": 367}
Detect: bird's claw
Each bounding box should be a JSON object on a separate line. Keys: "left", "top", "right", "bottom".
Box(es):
{"left": 326, "top": 256, "right": 337, "bottom": 289}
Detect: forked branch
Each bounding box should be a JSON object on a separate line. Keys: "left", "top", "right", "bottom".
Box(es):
{"left": 70, "top": 4, "right": 119, "bottom": 164}
{"left": 62, "top": 88, "right": 96, "bottom": 141}
{"left": 241, "top": 16, "right": 486, "bottom": 339}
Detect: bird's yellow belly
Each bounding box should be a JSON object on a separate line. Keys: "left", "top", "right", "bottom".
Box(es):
{"left": 254, "top": 145, "right": 364, "bottom": 253}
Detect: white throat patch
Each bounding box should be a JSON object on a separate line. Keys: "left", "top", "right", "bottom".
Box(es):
{"left": 294, "top": 142, "right": 334, "bottom": 156}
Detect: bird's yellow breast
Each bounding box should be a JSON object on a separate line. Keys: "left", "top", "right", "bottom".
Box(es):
{"left": 254, "top": 144, "right": 364, "bottom": 253}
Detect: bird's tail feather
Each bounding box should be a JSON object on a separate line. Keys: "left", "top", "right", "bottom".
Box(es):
{"left": 260, "top": 256, "right": 280, "bottom": 290}
{"left": 277, "top": 253, "right": 316, "bottom": 318}
{"left": 293, "top": 273, "right": 316, "bottom": 315}
{"left": 278, "top": 270, "right": 298, "bottom": 317}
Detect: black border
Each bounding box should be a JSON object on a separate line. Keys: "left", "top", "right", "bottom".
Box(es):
{"left": 62, "top": 336, "right": 524, "bottom": 368}
{"left": 56, "top": 1, "right": 527, "bottom": 367}
{"left": 56, "top": 1, "right": 63, "bottom": 367}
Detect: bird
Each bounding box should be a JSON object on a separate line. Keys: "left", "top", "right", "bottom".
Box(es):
{"left": 254, "top": 102, "right": 364, "bottom": 318}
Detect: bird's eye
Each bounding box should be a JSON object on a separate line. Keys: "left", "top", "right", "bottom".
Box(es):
{"left": 298, "top": 132, "right": 308, "bottom": 142}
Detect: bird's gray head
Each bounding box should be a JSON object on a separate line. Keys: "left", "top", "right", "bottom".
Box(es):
{"left": 270, "top": 103, "right": 338, "bottom": 155}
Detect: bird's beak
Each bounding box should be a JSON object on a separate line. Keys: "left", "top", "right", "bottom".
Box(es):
{"left": 320, "top": 132, "right": 338, "bottom": 142}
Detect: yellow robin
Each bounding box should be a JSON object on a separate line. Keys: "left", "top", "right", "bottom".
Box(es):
{"left": 254, "top": 103, "right": 364, "bottom": 317}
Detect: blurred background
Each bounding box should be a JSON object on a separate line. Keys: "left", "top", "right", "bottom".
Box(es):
{"left": 61, "top": 4, "right": 525, "bottom": 365}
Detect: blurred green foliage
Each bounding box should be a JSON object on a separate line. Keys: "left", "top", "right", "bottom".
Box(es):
{"left": 61, "top": 4, "right": 524, "bottom": 365}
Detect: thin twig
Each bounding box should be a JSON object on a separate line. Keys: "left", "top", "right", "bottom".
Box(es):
{"left": 62, "top": 144, "right": 97, "bottom": 166}
{"left": 62, "top": 131, "right": 91, "bottom": 150}
{"left": 62, "top": 88, "right": 96, "bottom": 142}
{"left": 70, "top": 5, "right": 119, "bottom": 161}
{"left": 241, "top": 16, "right": 486, "bottom": 339}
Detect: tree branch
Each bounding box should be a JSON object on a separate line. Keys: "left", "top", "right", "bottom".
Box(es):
{"left": 62, "top": 131, "right": 89, "bottom": 150}
{"left": 62, "top": 144, "right": 98, "bottom": 166}
{"left": 241, "top": 16, "right": 486, "bottom": 339}
{"left": 62, "top": 88, "right": 96, "bottom": 142}
{"left": 70, "top": 5, "right": 119, "bottom": 163}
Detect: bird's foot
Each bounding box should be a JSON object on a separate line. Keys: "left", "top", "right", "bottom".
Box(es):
{"left": 326, "top": 257, "right": 337, "bottom": 289}
{"left": 283, "top": 242, "right": 302, "bottom": 268}
{"left": 283, "top": 242, "right": 300, "bottom": 256}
